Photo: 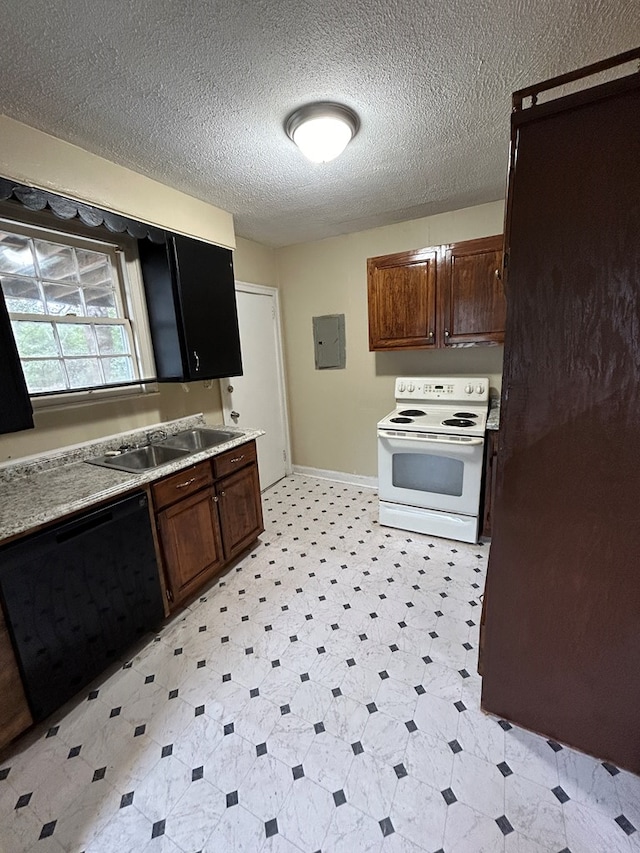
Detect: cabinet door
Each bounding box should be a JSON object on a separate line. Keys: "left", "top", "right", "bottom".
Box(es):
{"left": 158, "top": 486, "right": 225, "bottom": 606}
{"left": 216, "top": 464, "right": 264, "bottom": 560}
{"left": 171, "top": 235, "right": 243, "bottom": 380}
{"left": 367, "top": 248, "right": 438, "bottom": 350}
{"left": 138, "top": 234, "right": 243, "bottom": 381}
{"left": 0, "top": 615, "right": 32, "bottom": 750}
{"left": 0, "top": 291, "right": 33, "bottom": 434}
{"left": 440, "top": 235, "right": 505, "bottom": 345}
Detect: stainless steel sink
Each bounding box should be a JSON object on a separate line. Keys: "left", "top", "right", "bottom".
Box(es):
{"left": 157, "top": 428, "right": 238, "bottom": 452}
{"left": 87, "top": 444, "right": 192, "bottom": 473}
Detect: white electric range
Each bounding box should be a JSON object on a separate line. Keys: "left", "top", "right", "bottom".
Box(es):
{"left": 377, "top": 377, "right": 489, "bottom": 543}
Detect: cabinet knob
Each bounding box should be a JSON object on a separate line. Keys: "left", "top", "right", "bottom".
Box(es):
{"left": 495, "top": 269, "right": 502, "bottom": 280}
{"left": 444, "top": 329, "right": 450, "bottom": 338}
{"left": 227, "top": 385, "right": 234, "bottom": 393}
{"left": 212, "top": 495, "right": 219, "bottom": 503}
{"left": 219, "top": 490, "right": 226, "bottom": 497}
{"left": 428, "top": 330, "right": 434, "bottom": 338}
{"left": 231, "top": 410, "right": 240, "bottom": 420}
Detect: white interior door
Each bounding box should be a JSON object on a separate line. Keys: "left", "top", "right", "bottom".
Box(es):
{"left": 220, "top": 282, "right": 290, "bottom": 490}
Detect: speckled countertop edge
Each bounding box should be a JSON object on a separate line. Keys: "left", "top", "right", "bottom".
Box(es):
{"left": 0, "top": 416, "right": 265, "bottom": 542}
{"left": 487, "top": 397, "right": 501, "bottom": 431}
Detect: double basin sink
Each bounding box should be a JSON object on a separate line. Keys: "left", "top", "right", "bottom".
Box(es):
{"left": 87, "top": 428, "right": 238, "bottom": 474}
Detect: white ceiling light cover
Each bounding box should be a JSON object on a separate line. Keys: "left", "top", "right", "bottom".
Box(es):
{"left": 286, "top": 102, "right": 359, "bottom": 163}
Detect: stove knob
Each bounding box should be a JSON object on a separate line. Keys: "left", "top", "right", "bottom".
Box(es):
{"left": 476, "top": 384, "right": 485, "bottom": 394}
{"left": 465, "top": 384, "right": 473, "bottom": 394}
{"left": 398, "top": 382, "right": 405, "bottom": 393}
{"left": 407, "top": 383, "right": 415, "bottom": 392}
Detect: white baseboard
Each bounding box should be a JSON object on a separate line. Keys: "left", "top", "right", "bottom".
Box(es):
{"left": 292, "top": 465, "right": 378, "bottom": 491}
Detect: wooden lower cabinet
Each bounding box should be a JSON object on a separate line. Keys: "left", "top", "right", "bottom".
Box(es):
{"left": 153, "top": 441, "right": 264, "bottom": 610}
{"left": 0, "top": 614, "right": 32, "bottom": 751}
{"left": 157, "top": 486, "right": 225, "bottom": 607}
{"left": 217, "top": 463, "right": 264, "bottom": 560}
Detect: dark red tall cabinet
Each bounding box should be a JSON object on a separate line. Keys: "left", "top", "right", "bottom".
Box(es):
{"left": 480, "top": 50, "right": 640, "bottom": 774}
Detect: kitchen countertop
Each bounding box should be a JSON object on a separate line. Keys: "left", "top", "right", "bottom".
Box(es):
{"left": 487, "top": 397, "right": 501, "bottom": 431}
{"left": 0, "top": 415, "right": 264, "bottom": 542}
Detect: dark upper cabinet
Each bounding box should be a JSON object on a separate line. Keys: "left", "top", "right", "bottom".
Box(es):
{"left": 0, "top": 291, "right": 33, "bottom": 435}
{"left": 139, "top": 234, "right": 243, "bottom": 381}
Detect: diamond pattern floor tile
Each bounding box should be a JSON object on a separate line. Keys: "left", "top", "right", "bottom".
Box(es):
{"left": 0, "top": 474, "right": 638, "bottom": 852}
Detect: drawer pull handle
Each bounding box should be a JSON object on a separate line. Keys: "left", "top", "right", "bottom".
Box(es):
{"left": 175, "top": 477, "right": 197, "bottom": 489}
{"left": 230, "top": 455, "right": 245, "bottom": 463}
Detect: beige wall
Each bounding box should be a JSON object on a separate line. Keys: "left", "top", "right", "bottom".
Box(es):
{"left": 276, "top": 201, "right": 505, "bottom": 478}
{"left": 0, "top": 115, "right": 234, "bottom": 249}
{"left": 233, "top": 237, "right": 279, "bottom": 286}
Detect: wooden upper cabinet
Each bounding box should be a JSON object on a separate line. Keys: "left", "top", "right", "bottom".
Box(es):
{"left": 367, "top": 235, "right": 505, "bottom": 351}
{"left": 367, "top": 248, "right": 438, "bottom": 350}
{"left": 440, "top": 235, "right": 505, "bottom": 345}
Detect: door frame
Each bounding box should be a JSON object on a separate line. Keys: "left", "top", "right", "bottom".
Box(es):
{"left": 220, "top": 281, "right": 293, "bottom": 483}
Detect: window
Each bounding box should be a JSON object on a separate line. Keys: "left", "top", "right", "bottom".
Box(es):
{"left": 0, "top": 217, "right": 156, "bottom": 404}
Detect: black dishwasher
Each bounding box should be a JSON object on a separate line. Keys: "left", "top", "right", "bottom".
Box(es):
{"left": 0, "top": 492, "right": 164, "bottom": 722}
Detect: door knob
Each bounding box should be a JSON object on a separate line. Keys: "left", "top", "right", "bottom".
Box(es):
{"left": 231, "top": 410, "right": 240, "bottom": 420}
{"left": 227, "top": 385, "right": 234, "bottom": 393}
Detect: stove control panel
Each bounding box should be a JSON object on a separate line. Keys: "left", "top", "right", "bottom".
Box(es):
{"left": 395, "top": 376, "right": 489, "bottom": 403}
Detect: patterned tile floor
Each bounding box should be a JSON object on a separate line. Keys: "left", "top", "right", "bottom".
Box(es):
{"left": 1, "top": 475, "right": 639, "bottom": 853}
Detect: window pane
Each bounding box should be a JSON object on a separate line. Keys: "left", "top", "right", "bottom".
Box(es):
{"left": 35, "top": 241, "right": 77, "bottom": 282}
{"left": 77, "top": 249, "right": 112, "bottom": 287}
{"left": 11, "top": 320, "right": 59, "bottom": 357}
{"left": 43, "top": 283, "right": 84, "bottom": 316}
{"left": 58, "top": 324, "right": 98, "bottom": 356}
{"left": 22, "top": 360, "right": 67, "bottom": 393}
{"left": 102, "top": 357, "right": 134, "bottom": 384}
{"left": 96, "top": 324, "right": 129, "bottom": 355}
{"left": 0, "top": 231, "right": 36, "bottom": 276}
{"left": 83, "top": 285, "right": 117, "bottom": 318}
{"left": 1, "top": 276, "right": 44, "bottom": 313}
{"left": 2, "top": 221, "right": 149, "bottom": 394}
{"left": 66, "top": 358, "right": 102, "bottom": 388}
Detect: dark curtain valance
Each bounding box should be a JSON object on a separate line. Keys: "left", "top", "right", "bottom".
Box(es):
{"left": 0, "top": 177, "right": 166, "bottom": 243}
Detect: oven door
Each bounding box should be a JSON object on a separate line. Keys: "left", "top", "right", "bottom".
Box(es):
{"left": 378, "top": 429, "right": 484, "bottom": 515}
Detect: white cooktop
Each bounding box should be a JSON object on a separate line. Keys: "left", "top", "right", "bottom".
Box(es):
{"left": 378, "top": 376, "right": 489, "bottom": 437}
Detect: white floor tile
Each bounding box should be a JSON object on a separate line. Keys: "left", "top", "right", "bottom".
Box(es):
{"left": 0, "top": 474, "right": 637, "bottom": 853}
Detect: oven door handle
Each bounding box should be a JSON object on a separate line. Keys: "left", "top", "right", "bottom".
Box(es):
{"left": 378, "top": 431, "right": 484, "bottom": 446}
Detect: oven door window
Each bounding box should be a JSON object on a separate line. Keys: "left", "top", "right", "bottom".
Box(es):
{"left": 392, "top": 451, "right": 464, "bottom": 497}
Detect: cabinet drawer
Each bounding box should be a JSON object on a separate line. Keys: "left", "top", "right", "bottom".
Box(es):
{"left": 212, "top": 441, "right": 257, "bottom": 479}
{"left": 152, "top": 461, "right": 213, "bottom": 510}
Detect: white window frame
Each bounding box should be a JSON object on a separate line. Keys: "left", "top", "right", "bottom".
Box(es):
{"left": 0, "top": 213, "right": 158, "bottom": 410}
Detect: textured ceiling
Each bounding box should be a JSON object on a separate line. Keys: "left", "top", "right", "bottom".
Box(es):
{"left": 0, "top": 1, "right": 638, "bottom": 247}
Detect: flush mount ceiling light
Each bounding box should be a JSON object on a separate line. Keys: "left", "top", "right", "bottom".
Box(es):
{"left": 285, "top": 102, "right": 360, "bottom": 163}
